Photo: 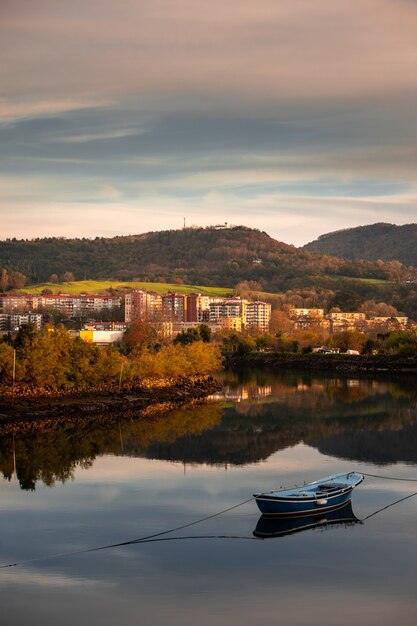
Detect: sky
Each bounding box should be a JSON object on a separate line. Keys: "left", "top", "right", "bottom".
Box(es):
{"left": 1, "top": 0, "right": 416, "bottom": 246}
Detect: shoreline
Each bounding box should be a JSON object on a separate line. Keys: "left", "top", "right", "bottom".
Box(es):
{"left": 225, "top": 352, "right": 417, "bottom": 374}
{"left": 0, "top": 374, "right": 222, "bottom": 424}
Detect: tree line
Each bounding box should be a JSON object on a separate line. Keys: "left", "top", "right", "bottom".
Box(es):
{"left": 0, "top": 323, "right": 222, "bottom": 396}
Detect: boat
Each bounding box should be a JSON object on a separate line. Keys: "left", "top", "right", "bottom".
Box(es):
{"left": 253, "top": 471, "right": 364, "bottom": 517}
{"left": 254, "top": 501, "right": 361, "bottom": 538}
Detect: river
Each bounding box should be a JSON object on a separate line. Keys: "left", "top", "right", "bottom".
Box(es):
{"left": 1, "top": 368, "right": 417, "bottom": 625}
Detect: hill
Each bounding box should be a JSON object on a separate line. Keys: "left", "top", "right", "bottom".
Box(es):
{"left": 0, "top": 225, "right": 412, "bottom": 289}
{"left": 303, "top": 222, "right": 417, "bottom": 267}
{"left": 2, "top": 225, "right": 417, "bottom": 318}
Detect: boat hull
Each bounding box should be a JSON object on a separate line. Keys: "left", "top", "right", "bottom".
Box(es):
{"left": 254, "top": 472, "right": 364, "bottom": 517}
{"left": 254, "top": 501, "right": 360, "bottom": 537}
{"left": 255, "top": 488, "right": 353, "bottom": 517}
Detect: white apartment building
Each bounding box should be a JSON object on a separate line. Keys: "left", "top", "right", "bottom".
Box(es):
{"left": 246, "top": 301, "right": 272, "bottom": 333}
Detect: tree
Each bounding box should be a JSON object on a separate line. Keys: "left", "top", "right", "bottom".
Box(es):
{"left": 360, "top": 300, "right": 400, "bottom": 317}
{"left": 0, "top": 268, "right": 9, "bottom": 292}
{"left": 174, "top": 328, "right": 201, "bottom": 345}
{"left": 380, "top": 330, "right": 417, "bottom": 356}
{"left": 49, "top": 273, "right": 59, "bottom": 283}
{"left": 0, "top": 343, "right": 15, "bottom": 383}
{"left": 198, "top": 324, "right": 211, "bottom": 343}
{"left": 9, "top": 271, "right": 27, "bottom": 290}
{"left": 269, "top": 310, "right": 294, "bottom": 335}
{"left": 124, "top": 320, "right": 158, "bottom": 352}
{"left": 329, "top": 330, "right": 367, "bottom": 353}
{"left": 14, "top": 323, "right": 38, "bottom": 354}
{"left": 61, "top": 272, "right": 75, "bottom": 282}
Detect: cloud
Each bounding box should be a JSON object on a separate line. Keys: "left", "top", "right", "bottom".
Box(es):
{"left": 0, "top": 98, "right": 111, "bottom": 124}
{"left": 1, "top": 0, "right": 417, "bottom": 104}
{"left": 1, "top": 0, "right": 416, "bottom": 242}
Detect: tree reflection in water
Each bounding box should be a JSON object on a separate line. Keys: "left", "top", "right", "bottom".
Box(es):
{"left": 1, "top": 369, "right": 417, "bottom": 490}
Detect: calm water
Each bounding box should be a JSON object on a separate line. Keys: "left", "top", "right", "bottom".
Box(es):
{"left": 1, "top": 369, "right": 417, "bottom": 626}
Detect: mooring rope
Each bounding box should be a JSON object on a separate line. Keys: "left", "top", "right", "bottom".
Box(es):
{"left": 361, "top": 490, "right": 417, "bottom": 521}
{"left": 361, "top": 472, "right": 417, "bottom": 482}
{"left": 0, "top": 496, "right": 254, "bottom": 570}
{"left": 3, "top": 471, "right": 417, "bottom": 570}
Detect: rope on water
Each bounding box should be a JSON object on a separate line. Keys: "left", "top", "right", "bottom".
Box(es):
{"left": 3, "top": 471, "right": 417, "bottom": 570}
{"left": 0, "top": 496, "right": 255, "bottom": 570}
{"left": 361, "top": 490, "right": 417, "bottom": 521}
{"left": 361, "top": 472, "right": 417, "bottom": 482}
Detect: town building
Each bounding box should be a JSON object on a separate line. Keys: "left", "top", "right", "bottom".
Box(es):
{"left": 216, "top": 317, "right": 242, "bottom": 332}
{"left": 367, "top": 316, "right": 408, "bottom": 331}
{"left": 83, "top": 321, "right": 128, "bottom": 332}
{"left": 290, "top": 308, "right": 325, "bottom": 319}
{"left": 185, "top": 293, "right": 214, "bottom": 323}
{"left": 162, "top": 292, "right": 187, "bottom": 322}
{"left": 79, "top": 329, "right": 125, "bottom": 345}
{"left": 125, "top": 290, "right": 162, "bottom": 322}
{"left": 246, "top": 301, "right": 272, "bottom": 333}
{"left": 0, "top": 293, "right": 122, "bottom": 317}
{"left": 0, "top": 312, "right": 43, "bottom": 331}
{"left": 329, "top": 312, "right": 367, "bottom": 332}
{"left": 209, "top": 298, "right": 248, "bottom": 325}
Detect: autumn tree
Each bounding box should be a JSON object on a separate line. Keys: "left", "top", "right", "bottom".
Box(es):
{"left": 0, "top": 268, "right": 9, "bottom": 292}
{"left": 123, "top": 320, "right": 159, "bottom": 352}
{"left": 0, "top": 343, "right": 15, "bottom": 383}
{"left": 329, "top": 330, "right": 367, "bottom": 353}
{"left": 9, "top": 271, "right": 27, "bottom": 290}
{"left": 61, "top": 271, "right": 75, "bottom": 282}
{"left": 269, "top": 310, "right": 294, "bottom": 335}
{"left": 360, "top": 300, "right": 400, "bottom": 317}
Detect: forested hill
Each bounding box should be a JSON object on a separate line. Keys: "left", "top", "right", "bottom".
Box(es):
{"left": 0, "top": 225, "right": 415, "bottom": 292}
{"left": 303, "top": 223, "right": 417, "bottom": 267}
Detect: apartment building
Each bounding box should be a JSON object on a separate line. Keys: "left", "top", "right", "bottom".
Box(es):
{"left": 209, "top": 298, "right": 248, "bottom": 325}
{"left": 161, "top": 292, "right": 187, "bottom": 322}
{"left": 125, "top": 290, "right": 162, "bottom": 322}
{"left": 246, "top": 301, "right": 272, "bottom": 333}
{"left": 329, "top": 312, "right": 367, "bottom": 332}
{"left": 290, "top": 308, "right": 325, "bottom": 319}
{"left": 185, "top": 293, "right": 214, "bottom": 323}
{"left": 0, "top": 312, "right": 43, "bottom": 331}
{"left": 367, "top": 316, "right": 408, "bottom": 330}
{"left": 0, "top": 293, "right": 121, "bottom": 317}
{"left": 290, "top": 308, "right": 328, "bottom": 330}
{"left": 0, "top": 293, "right": 34, "bottom": 312}
{"left": 217, "top": 317, "right": 242, "bottom": 332}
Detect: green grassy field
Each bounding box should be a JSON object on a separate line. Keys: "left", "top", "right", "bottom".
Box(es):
{"left": 325, "top": 275, "right": 393, "bottom": 285}
{"left": 17, "top": 280, "right": 234, "bottom": 297}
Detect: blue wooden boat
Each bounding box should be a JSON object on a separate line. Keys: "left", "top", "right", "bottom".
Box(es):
{"left": 254, "top": 471, "right": 364, "bottom": 517}
{"left": 254, "top": 501, "right": 361, "bottom": 538}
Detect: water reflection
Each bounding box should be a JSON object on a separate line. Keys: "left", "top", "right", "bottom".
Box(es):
{"left": 1, "top": 369, "right": 417, "bottom": 490}
{"left": 253, "top": 501, "right": 361, "bottom": 538}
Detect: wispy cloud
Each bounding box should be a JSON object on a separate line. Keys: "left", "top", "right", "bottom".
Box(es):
{"left": 0, "top": 98, "right": 111, "bottom": 124}
{"left": 0, "top": 0, "right": 416, "bottom": 241}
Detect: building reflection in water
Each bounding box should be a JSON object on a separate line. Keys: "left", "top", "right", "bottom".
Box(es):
{"left": 1, "top": 369, "right": 417, "bottom": 490}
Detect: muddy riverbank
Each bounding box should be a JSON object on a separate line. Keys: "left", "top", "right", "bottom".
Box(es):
{"left": 0, "top": 375, "right": 222, "bottom": 424}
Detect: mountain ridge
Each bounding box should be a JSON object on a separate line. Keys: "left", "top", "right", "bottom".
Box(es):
{"left": 0, "top": 224, "right": 412, "bottom": 288}
{"left": 303, "top": 222, "right": 417, "bottom": 267}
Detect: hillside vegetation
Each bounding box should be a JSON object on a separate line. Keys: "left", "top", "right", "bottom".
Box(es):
{"left": 1, "top": 226, "right": 414, "bottom": 289}
{"left": 2, "top": 225, "right": 417, "bottom": 318}
{"left": 303, "top": 222, "right": 417, "bottom": 267}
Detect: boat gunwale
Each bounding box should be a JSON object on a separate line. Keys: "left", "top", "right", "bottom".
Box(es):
{"left": 255, "top": 487, "right": 352, "bottom": 503}
{"left": 253, "top": 472, "right": 364, "bottom": 502}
